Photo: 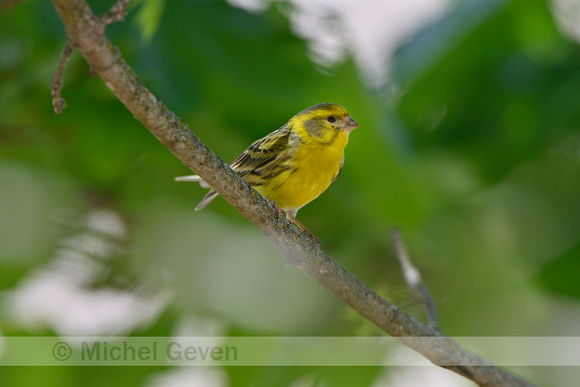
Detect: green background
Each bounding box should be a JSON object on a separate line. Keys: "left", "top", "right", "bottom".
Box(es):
{"left": 1, "top": 0, "right": 579, "bottom": 385}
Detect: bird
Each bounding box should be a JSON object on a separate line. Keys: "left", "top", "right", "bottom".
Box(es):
{"left": 175, "top": 102, "right": 358, "bottom": 241}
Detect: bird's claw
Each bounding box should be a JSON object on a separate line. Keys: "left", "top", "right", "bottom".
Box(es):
{"left": 270, "top": 200, "right": 285, "bottom": 217}
{"left": 305, "top": 230, "right": 319, "bottom": 247}
{"left": 270, "top": 201, "right": 318, "bottom": 246}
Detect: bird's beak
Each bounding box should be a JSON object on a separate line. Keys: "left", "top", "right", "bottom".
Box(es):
{"left": 343, "top": 116, "right": 359, "bottom": 132}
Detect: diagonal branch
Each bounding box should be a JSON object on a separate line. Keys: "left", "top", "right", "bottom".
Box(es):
{"left": 49, "top": 1, "right": 536, "bottom": 386}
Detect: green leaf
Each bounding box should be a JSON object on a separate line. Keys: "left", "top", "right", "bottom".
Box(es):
{"left": 131, "top": 0, "right": 167, "bottom": 43}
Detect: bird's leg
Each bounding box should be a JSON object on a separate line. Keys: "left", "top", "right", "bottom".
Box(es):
{"left": 270, "top": 200, "right": 285, "bottom": 217}
{"left": 285, "top": 211, "right": 319, "bottom": 246}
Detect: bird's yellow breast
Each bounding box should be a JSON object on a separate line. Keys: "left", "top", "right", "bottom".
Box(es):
{"left": 254, "top": 129, "right": 349, "bottom": 211}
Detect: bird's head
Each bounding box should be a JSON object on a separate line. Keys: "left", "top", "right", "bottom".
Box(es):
{"left": 293, "top": 103, "right": 359, "bottom": 142}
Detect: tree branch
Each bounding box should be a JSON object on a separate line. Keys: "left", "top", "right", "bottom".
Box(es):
{"left": 51, "top": 39, "right": 75, "bottom": 114}
{"left": 49, "top": 1, "right": 536, "bottom": 386}
{"left": 391, "top": 228, "right": 440, "bottom": 331}
{"left": 96, "top": 0, "right": 130, "bottom": 32}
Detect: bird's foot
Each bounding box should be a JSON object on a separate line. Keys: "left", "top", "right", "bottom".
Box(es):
{"left": 303, "top": 229, "right": 319, "bottom": 247}
{"left": 270, "top": 200, "right": 285, "bottom": 217}
{"left": 287, "top": 214, "right": 319, "bottom": 247}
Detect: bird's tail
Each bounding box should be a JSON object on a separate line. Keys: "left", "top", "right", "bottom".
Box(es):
{"left": 175, "top": 175, "right": 219, "bottom": 210}
{"left": 195, "top": 189, "right": 219, "bottom": 211}
{"left": 174, "top": 175, "right": 211, "bottom": 188}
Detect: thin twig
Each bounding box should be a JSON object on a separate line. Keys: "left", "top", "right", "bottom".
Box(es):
{"left": 96, "top": 0, "right": 130, "bottom": 33}
{"left": 48, "top": 1, "right": 537, "bottom": 386}
{"left": 0, "top": 0, "right": 27, "bottom": 13}
{"left": 50, "top": 40, "right": 75, "bottom": 114}
{"left": 49, "top": 0, "right": 130, "bottom": 113}
{"left": 391, "top": 228, "right": 440, "bottom": 331}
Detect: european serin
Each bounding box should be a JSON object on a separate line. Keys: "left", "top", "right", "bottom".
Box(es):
{"left": 176, "top": 102, "right": 358, "bottom": 237}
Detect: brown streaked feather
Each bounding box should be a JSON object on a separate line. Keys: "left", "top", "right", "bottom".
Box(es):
{"left": 231, "top": 126, "right": 292, "bottom": 176}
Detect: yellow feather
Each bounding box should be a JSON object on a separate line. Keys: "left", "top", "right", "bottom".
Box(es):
{"left": 255, "top": 125, "right": 349, "bottom": 211}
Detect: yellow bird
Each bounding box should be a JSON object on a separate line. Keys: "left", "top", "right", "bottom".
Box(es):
{"left": 176, "top": 103, "right": 358, "bottom": 238}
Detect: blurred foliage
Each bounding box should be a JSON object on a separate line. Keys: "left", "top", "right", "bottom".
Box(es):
{"left": 1, "top": 0, "right": 579, "bottom": 386}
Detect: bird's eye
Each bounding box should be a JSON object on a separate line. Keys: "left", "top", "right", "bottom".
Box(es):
{"left": 327, "top": 116, "right": 336, "bottom": 123}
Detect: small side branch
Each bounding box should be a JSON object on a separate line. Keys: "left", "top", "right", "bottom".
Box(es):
{"left": 50, "top": 0, "right": 131, "bottom": 114}
{"left": 50, "top": 40, "right": 75, "bottom": 114}
{"left": 96, "top": 0, "right": 131, "bottom": 33}
{"left": 391, "top": 228, "right": 440, "bottom": 331}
